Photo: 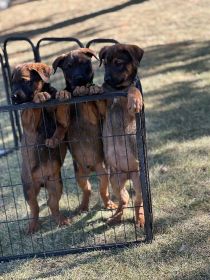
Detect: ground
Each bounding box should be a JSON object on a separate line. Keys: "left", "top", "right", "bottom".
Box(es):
{"left": 0, "top": 0, "right": 210, "bottom": 279}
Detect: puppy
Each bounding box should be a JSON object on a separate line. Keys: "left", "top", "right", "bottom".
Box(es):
{"left": 98, "top": 44, "right": 145, "bottom": 227}
{"left": 11, "top": 62, "right": 70, "bottom": 233}
{"left": 52, "top": 48, "right": 116, "bottom": 212}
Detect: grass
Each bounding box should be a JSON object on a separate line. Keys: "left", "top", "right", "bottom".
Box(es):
{"left": 0, "top": 0, "right": 210, "bottom": 279}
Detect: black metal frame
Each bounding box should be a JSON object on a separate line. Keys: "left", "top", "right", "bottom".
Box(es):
{"left": 0, "top": 37, "right": 153, "bottom": 262}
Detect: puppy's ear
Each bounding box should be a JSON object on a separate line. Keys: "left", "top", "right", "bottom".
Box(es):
{"left": 99, "top": 46, "right": 109, "bottom": 67}
{"left": 125, "top": 45, "right": 144, "bottom": 65}
{"left": 80, "top": 48, "right": 98, "bottom": 60}
{"left": 52, "top": 54, "right": 67, "bottom": 73}
{"left": 31, "top": 63, "right": 52, "bottom": 83}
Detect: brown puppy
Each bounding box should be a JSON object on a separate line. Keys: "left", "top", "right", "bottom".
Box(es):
{"left": 53, "top": 48, "right": 116, "bottom": 212}
{"left": 11, "top": 63, "right": 70, "bottom": 233}
{"left": 98, "top": 44, "right": 145, "bottom": 227}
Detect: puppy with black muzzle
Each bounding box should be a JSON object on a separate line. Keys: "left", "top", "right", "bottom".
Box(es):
{"left": 53, "top": 48, "right": 116, "bottom": 212}
{"left": 98, "top": 44, "right": 145, "bottom": 227}
{"left": 12, "top": 62, "right": 70, "bottom": 233}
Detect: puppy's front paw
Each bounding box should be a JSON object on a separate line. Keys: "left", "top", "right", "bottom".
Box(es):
{"left": 88, "top": 85, "right": 103, "bottom": 95}
{"left": 56, "top": 90, "right": 71, "bottom": 100}
{"left": 33, "top": 92, "right": 51, "bottom": 103}
{"left": 45, "top": 137, "right": 60, "bottom": 148}
{"left": 127, "top": 86, "right": 143, "bottom": 114}
{"left": 73, "top": 86, "right": 89, "bottom": 96}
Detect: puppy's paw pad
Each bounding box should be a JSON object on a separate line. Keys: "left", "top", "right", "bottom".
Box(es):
{"left": 27, "top": 221, "right": 40, "bottom": 235}
{"left": 128, "top": 97, "right": 143, "bottom": 113}
{"left": 105, "top": 200, "right": 118, "bottom": 210}
{"left": 33, "top": 92, "right": 51, "bottom": 103}
{"left": 73, "top": 86, "right": 89, "bottom": 96}
{"left": 75, "top": 204, "right": 89, "bottom": 213}
{"left": 45, "top": 137, "right": 59, "bottom": 148}
{"left": 135, "top": 217, "right": 145, "bottom": 228}
{"left": 56, "top": 90, "right": 71, "bottom": 100}
{"left": 58, "top": 216, "right": 72, "bottom": 226}
{"left": 89, "top": 85, "right": 103, "bottom": 95}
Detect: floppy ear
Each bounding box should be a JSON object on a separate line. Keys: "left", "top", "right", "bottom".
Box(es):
{"left": 31, "top": 63, "right": 52, "bottom": 83}
{"left": 80, "top": 48, "right": 98, "bottom": 60}
{"left": 98, "top": 46, "right": 109, "bottom": 67}
{"left": 52, "top": 54, "right": 67, "bottom": 73}
{"left": 125, "top": 45, "right": 144, "bottom": 65}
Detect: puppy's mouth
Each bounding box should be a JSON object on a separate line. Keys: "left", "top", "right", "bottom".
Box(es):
{"left": 104, "top": 77, "right": 130, "bottom": 89}
{"left": 72, "top": 77, "right": 90, "bottom": 87}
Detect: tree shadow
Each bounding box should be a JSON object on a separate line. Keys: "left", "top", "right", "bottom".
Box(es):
{"left": 10, "top": 0, "right": 39, "bottom": 7}
{"left": 0, "top": 0, "right": 148, "bottom": 42}
{"left": 146, "top": 79, "right": 210, "bottom": 148}
{"left": 141, "top": 40, "right": 210, "bottom": 78}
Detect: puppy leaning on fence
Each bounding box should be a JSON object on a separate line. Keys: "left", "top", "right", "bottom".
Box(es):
{"left": 11, "top": 62, "right": 71, "bottom": 234}
{"left": 78, "top": 44, "right": 145, "bottom": 227}
{"left": 100, "top": 44, "right": 145, "bottom": 227}
{"left": 52, "top": 48, "right": 117, "bottom": 212}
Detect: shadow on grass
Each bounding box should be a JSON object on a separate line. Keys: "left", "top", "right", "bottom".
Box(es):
{"left": 0, "top": 38, "right": 210, "bottom": 278}
{"left": 0, "top": 0, "right": 148, "bottom": 42}
{"left": 146, "top": 79, "right": 210, "bottom": 145}
{"left": 141, "top": 40, "right": 210, "bottom": 77}
{"left": 1, "top": 212, "right": 209, "bottom": 279}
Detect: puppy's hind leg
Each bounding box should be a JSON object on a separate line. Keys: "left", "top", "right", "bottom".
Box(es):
{"left": 46, "top": 177, "right": 71, "bottom": 227}
{"left": 23, "top": 181, "right": 41, "bottom": 234}
{"left": 95, "top": 163, "right": 117, "bottom": 209}
{"left": 107, "top": 171, "right": 129, "bottom": 225}
{"left": 130, "top": 171, "right": 145, "bottom": 228}
{"left": 75, "top": 164, "right": 91, "bottom": 212}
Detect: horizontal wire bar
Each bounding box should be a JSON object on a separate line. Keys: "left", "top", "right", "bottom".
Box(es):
{"left": 15, "top": 132, "right": 137, "bottom": 149}
{"left": 0, "top": 239, "right": 147, "bottom": 262}
{"left": 0, "top": 92, "right": 128, "bottom": 112}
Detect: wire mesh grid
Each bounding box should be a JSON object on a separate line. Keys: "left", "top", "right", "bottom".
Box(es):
{"left": 0, "top": 37, "right": 153, "bottom": 262}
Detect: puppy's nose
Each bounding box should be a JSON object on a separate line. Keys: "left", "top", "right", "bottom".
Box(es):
{"left": 11, "top": 90, "right": 24, "bottom": 104}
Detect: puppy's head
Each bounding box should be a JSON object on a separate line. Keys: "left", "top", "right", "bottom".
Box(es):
{"left": 52, "top": 48, "right": 97, "bottom": 89}
{"left": 11, "top": 63, "right": 52, "bottom": 104}
{"left": 99, "top": 44, "right": 144, "bottom": 89}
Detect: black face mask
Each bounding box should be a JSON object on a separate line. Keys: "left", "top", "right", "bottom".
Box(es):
{"left": 63, "top": 60, "right": 94, "bottom": 89}
{"left": 11, "top": 79, "right": 35, "bottom": 104}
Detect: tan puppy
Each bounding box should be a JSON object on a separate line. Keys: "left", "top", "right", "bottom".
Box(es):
{"left": 97, "top": 44, "right": 145, "bottom": 227}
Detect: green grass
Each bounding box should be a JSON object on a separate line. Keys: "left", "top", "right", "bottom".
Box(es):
{"left": 1, "top": 0, "right": 210, "bottom": 279}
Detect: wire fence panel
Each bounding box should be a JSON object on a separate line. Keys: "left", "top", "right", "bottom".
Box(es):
{"left": 0, "top": 37, "right": 153, "bottom": 262}
{"left": 0, "top": 95, "right": 152, "bottom": 261}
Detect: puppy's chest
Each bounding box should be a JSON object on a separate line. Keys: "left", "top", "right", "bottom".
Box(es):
{"left": 37, "top": 108, "right": 57, "bottom": 140}
{"left": 106, "top": 98, "right": 135, "bottom": 133}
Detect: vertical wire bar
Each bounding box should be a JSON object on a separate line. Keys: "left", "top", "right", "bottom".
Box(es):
{"left": 0, "top": 121, "right": 24, "bottom": 255}
{"left": 21, "top": 109, "right": 36, "bottom": 253}
{"left": 13, "top": 148, "right": 26, "bottom": 253}
{"left": 39, "top": 107, "right": 56, "bottom": 250}
{"left": 136, "top": 111, "right": 153, "bottom": 242}
{"left": 0, "top": 185, "right": 14, "bottom": 256}
{"left": 107, "top": 99, "right": 125, "bottom": 244}
{"left": 98, "top": 114, "right": 107, "bottom": 244}
{"left": 59, "top": 103, "right": 71, "bottom": 214}
{"left": 30, "top": 108, "right": 46, "bottom": 253}
{"left": 0, "top": 54, "right": 19, "bottom": 147}
{"left": 73, "top": 101, "right": 89, "bottom": 210}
